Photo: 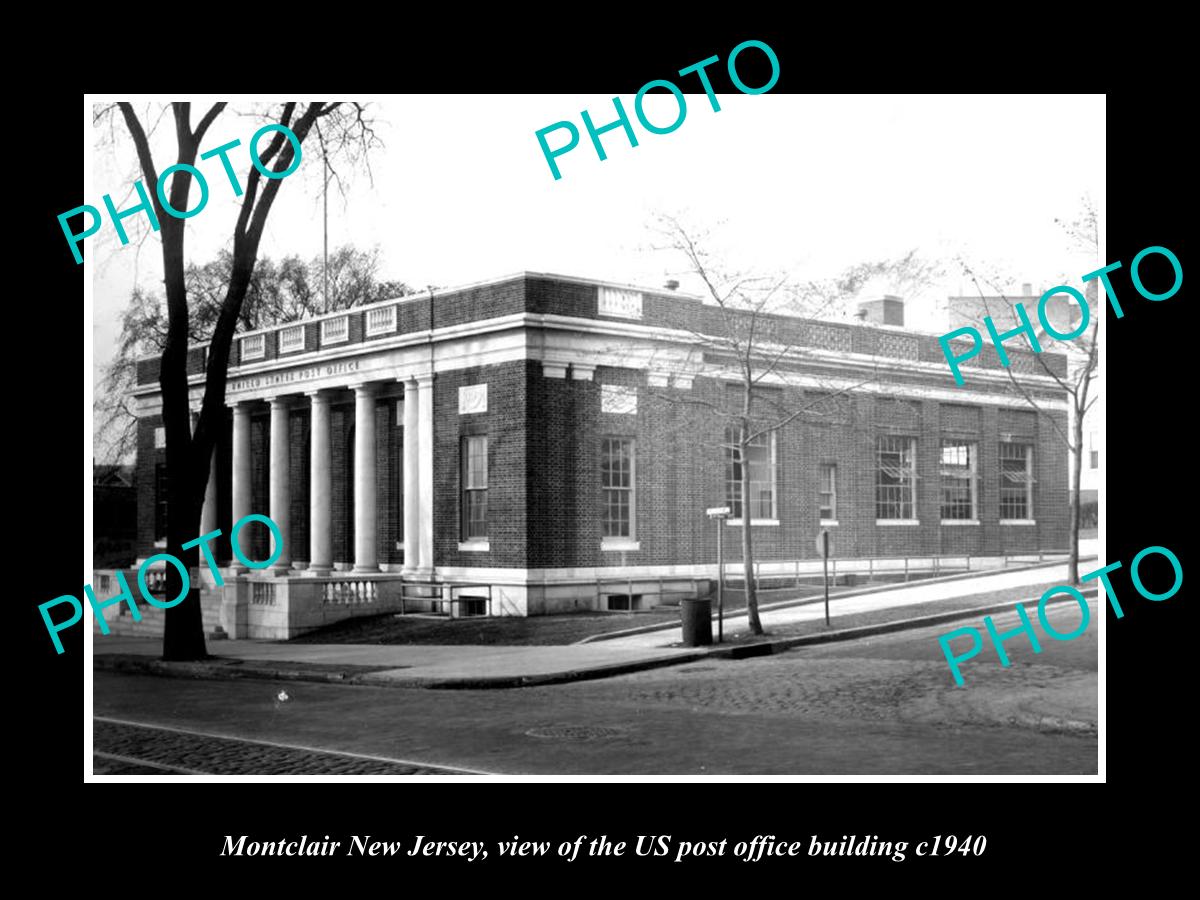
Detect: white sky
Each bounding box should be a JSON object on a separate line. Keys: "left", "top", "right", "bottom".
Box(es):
{"left": 90, "top": 93, "right": 1105, "bottom": 376}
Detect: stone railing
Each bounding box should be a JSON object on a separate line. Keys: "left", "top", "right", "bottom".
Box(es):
{"left": 322, "top": 579, "right": 378, "bottom": 605}
{"left": 220, "top": 574, "right": 404, "bottom": 640}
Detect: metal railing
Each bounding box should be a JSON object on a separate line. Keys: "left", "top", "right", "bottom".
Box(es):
{"left": 399, "top": 581, "right": 494, "bottom": 617}
{"left": 725, "top": 550, "right": 1069, "bottom": 589}
{"left": 595, "top": 577, "right": 708, "bottom": 610}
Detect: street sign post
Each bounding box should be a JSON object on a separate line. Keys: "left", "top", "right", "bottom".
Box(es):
{"left": 815, "top": 529, "right": 832, "bottom": 626}
{"left": 707, "top": 507, "right": 731, "bottom": 642}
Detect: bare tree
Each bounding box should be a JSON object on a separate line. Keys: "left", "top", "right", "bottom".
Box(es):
{"left": 95, "top": 245, "right": 411, "bottom": 465}
{"left": 98, "top": 102, "right": 381, "bottom": 661}
{"left": 958, "top": 197, "right": 1100, "bottom": 585}
{"left": 648, "top": 215, "right": 939, "bottom": 635}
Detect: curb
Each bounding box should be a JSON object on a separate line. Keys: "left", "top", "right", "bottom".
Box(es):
{"left": 93, "top": 587, "right": 1098, "bottom": 690}
{"left": 578, "top": 556, "right": 1096, "bottom": 645}
{"left": 360, "top": 651, "right": 710, "bottom": 690}
{"left": 93, "top": 649, "right": 710, "bottom": 691}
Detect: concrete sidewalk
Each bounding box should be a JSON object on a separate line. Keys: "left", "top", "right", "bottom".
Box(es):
{"left": 596, "top": 560, "right": 1088, "bottom": 651}
{"left": 92, "top": 559, "right": 1092, "bottom": 689}
{"left": 94, "top": 638, "right": 706, "bottom": 689}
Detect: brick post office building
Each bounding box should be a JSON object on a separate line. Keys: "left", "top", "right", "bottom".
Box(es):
{"left": 124, "top": 272, "right": 1070, "bottom": 638}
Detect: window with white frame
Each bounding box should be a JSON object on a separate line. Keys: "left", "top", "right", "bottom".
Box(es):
{"left": 240, "top": 333, "right": 265, "bottom": 361}
{"left": 365, "top": 305, "right": 397, "bottom": 336}
{"left": 460, "top": 435, "right": 488, "bottom": 540}
{"left": 999, "top": 442, "right": 1035, "bottom": 520}
{"left": 725, "top": 426, "right": 777, "bottom": 520}
{"left": 877, "top": 435, "right": 917, "bottom": 520}
{"left": 321, "top": 315, "right": 349, "bottom": 345}
{"left": 819, "top": 463, "right": 837, "bottom": 522}
{"left": 940, "top": 440, "right": 978, "bottom": 520}
{"left": 600, "top": 438, "right": 635, "bottom": 539}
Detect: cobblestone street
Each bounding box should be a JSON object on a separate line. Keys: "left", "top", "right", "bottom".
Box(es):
{"left": 92, "top": 601, "right": 1097, "bottom": 775}
{"left": 93, "top": 720, "right": 473, "bottom": 775}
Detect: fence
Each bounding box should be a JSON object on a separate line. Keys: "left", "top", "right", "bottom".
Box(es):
{"left": 595, "top": 577, "right": 709, "bottom": 611}
{"left": 724, "top": 550, "right": 1069, "bottom": 589}
{"left": 399, "top": 581, "right": 495, "bottom": 617}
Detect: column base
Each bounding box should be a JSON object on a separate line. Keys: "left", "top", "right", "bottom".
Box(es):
{"left": 305, "top": 566, "right": 334, "bottom": 577}
{"left": 352, "top": 565, "right": 381, "bottom": 574}
{"left": 413, "top": 567, "right": 435, "bottom": 580}
{"left": 270, "top": 564, "right": 293, "bottom": 576}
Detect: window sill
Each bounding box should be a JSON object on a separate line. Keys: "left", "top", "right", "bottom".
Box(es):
{"left": 726, "top": 519, "right": 780, "bottom": 527}
{"left": 394, "top": 542, "right": 405, "bottom": 551}
{"left": 601, "top": 539, "right": 641, "bottom": 552}
{"left": 153, "top": 539, "right": 166, "bottom": 548}
{"left": 940, "top": 519, "right": 980, "bottom": 526}
{"left": 457, "top": 540, "right": 490, "bottom": 552}
{"left": 1000, "top": 519, "right": 1037, "bottom": 526}
{"left": 876, "top": 519, "right": 920, "bottom": 526}
{"left": 819, "top": 520, "right": 839, "bottom": 527}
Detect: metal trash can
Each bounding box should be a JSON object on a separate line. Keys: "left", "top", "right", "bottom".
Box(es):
{"left": 680, "top": 597, "right": 713, "bottom": 647}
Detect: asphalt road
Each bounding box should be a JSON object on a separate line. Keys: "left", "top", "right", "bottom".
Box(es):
{"left": 91, "top": 600, "right": 1098, "bottom": 775}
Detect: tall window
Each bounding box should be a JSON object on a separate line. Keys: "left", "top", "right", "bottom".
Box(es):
{"left": 940, "top": 440, "right": 978, "bottom": 520}
{"left": 725, "top": 427, "right": 777, "bottom": 520}
{"left": 600, "top": 438, "right": 635, "bottom": 538}
{"left": 460, "top": 435, "right": 488, "bottom": 540}
{"left": 877, "top": 435, "right": 917, "bottom": 520}
{"left": 154, "top": 462, "right": 169, "bottom": 541}
{"left": 999, "top": 442, "right": 1035, "bottom": 520}
{"left": 819, "top": 463, "right": 837, "bottom": 522}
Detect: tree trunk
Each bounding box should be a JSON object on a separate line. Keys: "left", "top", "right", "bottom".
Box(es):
{"left": 162, "top": 500, "right": 207, "bottom": 660}
{"left": 740, "top": 431, "right": 764, "bottom": 636}
{"left": 159, "top": 215, "right": 210, "bottom": 662}
{"left": 1069, "top": 407, "right": 1084, "bottom": 585}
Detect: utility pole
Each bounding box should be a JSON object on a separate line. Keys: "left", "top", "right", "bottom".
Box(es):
{"left": 323, "top": 153, "right": 330, "bottom": 312}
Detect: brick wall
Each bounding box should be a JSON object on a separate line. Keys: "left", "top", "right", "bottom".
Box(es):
{"left": 516, "top": 366, "right": 1069, "bottom": 570}
{"left": 134, "top": 416, "right": 162, "bottom": 557}
{"left": 128, "top": 275, "right": 1071, "bottom": 573}
{"left": 134, "top": 275, "right": 1069, "bottom": 386}
{"left": 434, "top": 361, "right": 530, "bottom": 568}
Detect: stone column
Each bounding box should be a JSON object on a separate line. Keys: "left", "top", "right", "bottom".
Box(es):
{"left": 268, "top": 396, "right": 292, "bottom": 573}
{"left": 307, "top": 390, "right": 333, "bottom": 575}
{"left": 402, "top": 378, "right": 420, "bottom": 575}
{"left": 230, "top": 402, "right": 252, "bottom": 573}
{"left": 415, "top": 373, "right": 435, "bottom": 577}
{"left": 353, "top": 382, "right": 379, "bottom": 572}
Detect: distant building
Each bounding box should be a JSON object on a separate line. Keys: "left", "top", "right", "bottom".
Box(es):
{"left": 93, "top": 464, "right": 137, "bottom": 567}
{"left": 119, "top": 273, "right": 1071, "bottom": 638}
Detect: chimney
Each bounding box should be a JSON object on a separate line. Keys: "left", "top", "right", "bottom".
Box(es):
{"left": 664, "top": 279, "right": 679, "bottom": 291}
{"left": 1021, "top": 282, "right": 1033, "bottom": 296}
{"left": 857, "top": 294, "right": 905, "bottom": 327}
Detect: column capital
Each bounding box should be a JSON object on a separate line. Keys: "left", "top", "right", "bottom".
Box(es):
{"left": 413, "top": 373, "right": 435, "bottom": 388}
{"left": 266, "top": 395, "right": 294, "bottom": 410}
{"left": 305, "top": 388, "right": 332, "bottom": 401}
{"left": 229, "top": 398, "right": 255, "bottom": 412}
{"left": 349, "top": 381, "right": 380, "bottom": 396}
